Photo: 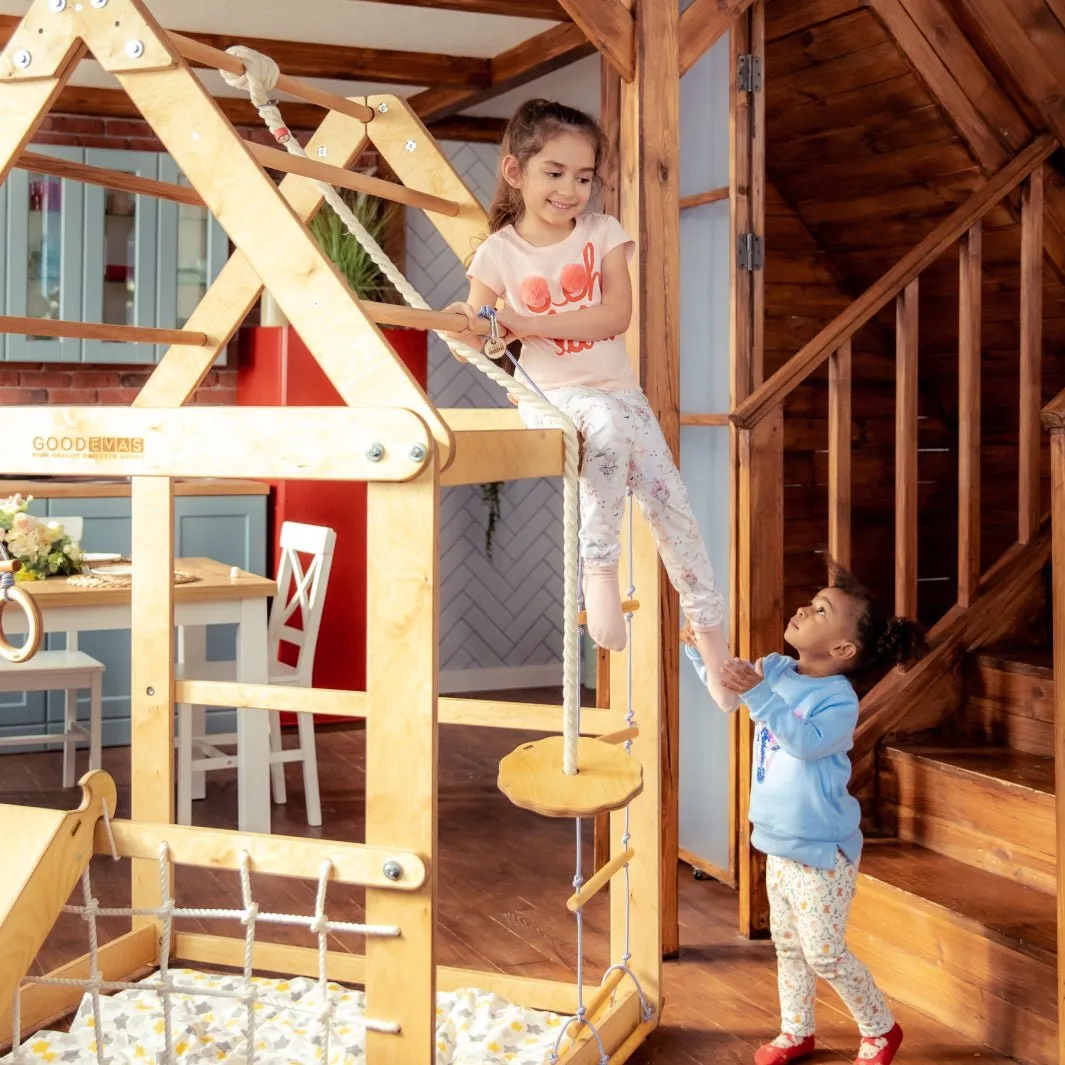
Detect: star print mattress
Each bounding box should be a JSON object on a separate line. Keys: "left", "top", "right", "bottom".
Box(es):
{"left": 5, "top": 969, "right": 568, "bottom": 1064}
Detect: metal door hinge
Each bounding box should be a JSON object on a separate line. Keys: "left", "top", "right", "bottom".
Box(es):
{"left": 737, "top": 233, "right": 764, "bottom": 271}
{"left": 737, "top": 54, "right": 763, "bottom": 93}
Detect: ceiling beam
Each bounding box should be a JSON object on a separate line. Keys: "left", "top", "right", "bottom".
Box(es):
{"left": 679, "top": 0, "right": 755, "bottom": 76}
{"left": 556, "top": 0, "right": 634, "bottom": 81}
{"left": 41, "top": 84, "right": 505, "bottom": 142}
{"left": 869, "top": 0, "right": 1065, "bottom": 282}
{"left": 409, "top": 21, "right": 594, "bottom": 122}
{"left": 0, "top": 14, "right": 490, "bottom": 90}
{"left": 346, "top": 0, "right": 569, "bottom": 18}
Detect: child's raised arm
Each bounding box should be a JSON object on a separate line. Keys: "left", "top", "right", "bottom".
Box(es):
{"left": 741, "top": 679, "right": 859, "bottom": 761}
{"left": 495, "top": 243, "right": 632, "bottom": 343}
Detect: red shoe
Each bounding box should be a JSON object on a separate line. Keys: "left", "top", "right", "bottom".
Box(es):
{"left": 754, "top": 1034, "right": 815, "bottom": 1065}
{"left": 855, "top": 1023, "right": 903, "bottom": 1064}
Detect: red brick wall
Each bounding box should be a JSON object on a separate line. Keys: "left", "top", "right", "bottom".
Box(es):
{"left": 0, "top": 365, "right": 237, "bottom": 405}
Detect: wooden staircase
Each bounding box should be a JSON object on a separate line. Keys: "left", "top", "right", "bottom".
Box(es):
{"left": 848, "top": 648, "right": 1058, "bottom": 1065}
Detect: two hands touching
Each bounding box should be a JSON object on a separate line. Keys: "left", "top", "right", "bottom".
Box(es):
{"left": 679, "top": 620, "right": 762, "bottom": 699}
{"left": 442, "top": 300, "right": 532, "bottom": 356}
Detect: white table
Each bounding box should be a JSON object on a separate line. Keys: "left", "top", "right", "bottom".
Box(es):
{"left": 8, "top": 558, "right": 275, "bottom": 833}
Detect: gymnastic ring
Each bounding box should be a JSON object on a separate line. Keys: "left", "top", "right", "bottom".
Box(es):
{"left": 0, "top": 583, "right": 43, "bottom": 663}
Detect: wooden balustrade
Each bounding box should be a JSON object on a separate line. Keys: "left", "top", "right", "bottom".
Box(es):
{"left": 738, "top": 141, "right": 1055, "bottom": 931}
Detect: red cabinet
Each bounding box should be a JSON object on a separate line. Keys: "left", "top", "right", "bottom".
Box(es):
{"left": 237, "top": 325, "right": 429, "bottom": 693}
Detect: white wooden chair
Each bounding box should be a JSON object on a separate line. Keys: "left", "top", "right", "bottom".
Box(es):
{"left": 176, "top": 521, "right": 336, "bottom": 827}
{"left": 0, "top": 515, "right": 103, "bottom": 786}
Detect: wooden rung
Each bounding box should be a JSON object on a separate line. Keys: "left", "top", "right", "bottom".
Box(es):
{"left": 680, "top": 185, "right": 729, "bottom": 210}
{"left": 176, "top": 679, "right": 366, "bottom": 719}
{"left": 0, "top": 560, "right": 20, "bottom": 574}
{"left": 246, "top": 142, "right": 461, "bottom": 217}
{"left": 19, "top": 151, "right": 204, "bottom": 208}
{"left": 168, "top": 33, "right": 375, "bottom": 124}
{"left": 577, "top": 598, "right": 639, "bottom": 626}
{"left": 95, "top": 819, "right": 426, "bottom": 890}
{"left": 560, "top": 968, "right": 628, "bottom": 1045}
{"left": 598, "top": 726, "right": 639, "bottom": 745}
{"left": 497, "top": 736, "right": 643, "bottom": 818}
{"left": 567, "top": 847, "right": 634, "bottom": 912}
{"left": 0, "top": 315, "right": 207, "bottom": 346}
{"left": 362, "top": 301, "right": 492, "bottom": 335}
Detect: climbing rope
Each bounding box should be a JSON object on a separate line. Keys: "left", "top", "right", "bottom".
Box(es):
{"left": 222, "top": 46, "right": 583, "bottom": 774}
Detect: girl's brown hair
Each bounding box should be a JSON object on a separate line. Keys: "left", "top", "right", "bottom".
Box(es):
{"left": 487, "top": 98, "right": 608, "bottom": 233}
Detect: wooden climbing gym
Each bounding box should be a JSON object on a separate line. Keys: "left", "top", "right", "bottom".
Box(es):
{"left": 1, "top": 0, "right": 1065, "bottom": 1062}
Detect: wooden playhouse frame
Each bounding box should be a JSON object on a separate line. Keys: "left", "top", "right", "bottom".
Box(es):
{"left": 0, "top": 0, "right": 677, "bottom": 1061}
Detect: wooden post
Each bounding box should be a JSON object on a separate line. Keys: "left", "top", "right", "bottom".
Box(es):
{"left": 958, "top": 222, "right": 982, "bottom": 607}
{"left": 736, "top": 409, "right": 783, "bottom": 937}
{"left": 828, "top": 340, "right": 852, "bottom": 568}
{"left": 732, "top": 0, "right": 772, "bottom": 937}
{"left": 594, "top": 49, "right": 623, "bottom": 875}
{"left": 364, "top": 468, "right": 438, "bottom": 1062}
{"left": 895, "top": 279, "right": 919, "bottom": 620}
{"left": 1047, "top": 421, "right": 1065, "bottom": 1065}
{"left": 1020, "top": 168, "right": 1044, "bottom": 545}
{"left": 618, "top": 0, "right": 680, "bottom": 959}
{"left": 130, "top": 476, "right": 174, "bottom": 940}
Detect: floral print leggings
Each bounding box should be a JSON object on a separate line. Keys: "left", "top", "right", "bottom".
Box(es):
{"left": 767, "top": 850, "right": 895, "bottom": 1038}
{"left": 519, "top": 385, "right": 724, "bottom": 629}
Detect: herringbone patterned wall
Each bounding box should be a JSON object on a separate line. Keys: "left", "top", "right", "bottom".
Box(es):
{"left": 406, "top": 141, "right": 565, "bottom": 689}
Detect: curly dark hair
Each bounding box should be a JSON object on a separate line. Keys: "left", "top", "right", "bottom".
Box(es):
{"left": 827, "top": 560, "right": 924, "bottom": 673}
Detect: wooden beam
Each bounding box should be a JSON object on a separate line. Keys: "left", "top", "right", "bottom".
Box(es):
{"left": 557, "top": 0, "right": 635, "bottom": 81}
{"left": 895, "top": 279, "right": 919, "bottom": 620}
{"left": 0, "top": 16, "right": 491, "bottom": 91}
{"left": 347, "top": 0, "right": 570, "bottom": 18}
{"left": 957, "top": 222, "right": 981, "bottom": 608}
{"left": 828, "top": 339, "right": 852, "bottom": 568}
{"left": 1050, "top": 427, "right": 1065, "bottom": 1065}
{"left": 680, "top": 0, "right": 756, "bottom": 76}
{"left": 1019, "top": 167, "right": 1044, "bottom": 545}
{"left": 409, "top": 22, "right": 594, "bottom": 122}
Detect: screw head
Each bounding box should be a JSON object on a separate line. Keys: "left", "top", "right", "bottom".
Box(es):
{"left": 377, "top": 102, "right": 390, "bottom": 114}
{"left": 13, "top": 49, "right": 31, "bottom": 69}
{"left": 408, "top": 443, "right": 427, "bottom": 463}
{"left": 48, "top": 0, "right": 67, "bottom": 12}
{"left": 191, "top": 131, "right": 200, "bottom": 141}
{"left": 316, "top": 145, "right": 328, "bottom": 158}
{"left": 146, "top": 686, "right": 154, "bottom": 696}
{"left": 125, "top": 38, "right": 143, "bottom": 58}
{"left": 404, "top": 138, "right": 417, "bottom": 152}
{"left": 366, "top": 443, "right": 385, "bottom": 462}
{"left": 382, "top": 860, "right": 403, "bottom": 882}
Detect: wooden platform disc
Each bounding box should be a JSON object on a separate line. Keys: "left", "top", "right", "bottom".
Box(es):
{"left": 497, "top": 736, "right": 643, "bottom": 818}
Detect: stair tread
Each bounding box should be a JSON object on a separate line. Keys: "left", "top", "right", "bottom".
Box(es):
{"left": 859, "top": 842, "right": 1056, "bottom": 960}
{"left": 885, "top": 742, "right": 1054, "bottom": 796}
{"left": 973, "top": 647, "right": 1053, "bottom": 677}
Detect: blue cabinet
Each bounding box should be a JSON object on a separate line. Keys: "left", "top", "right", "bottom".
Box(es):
{"left": 0, "top": 493, "right": 267, "bottom": 748}
{"left": 3, "top": 145, "right": 228, "bottom": 363}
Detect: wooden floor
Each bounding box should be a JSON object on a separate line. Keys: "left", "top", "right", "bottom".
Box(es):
{"left": 3, "top": 693, "right": 1024, "bottom": 1065}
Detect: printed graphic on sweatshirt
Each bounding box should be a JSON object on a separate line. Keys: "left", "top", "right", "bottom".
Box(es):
{"left": 755, "top": 720, "right": 780, "bottom": 783}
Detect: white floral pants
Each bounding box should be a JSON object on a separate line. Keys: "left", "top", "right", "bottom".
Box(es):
{"left": 767, "top": 851, "right": 895, "bottom": 1039}
{"left": 519, "top": 385, "right": 724, "bottom": 629}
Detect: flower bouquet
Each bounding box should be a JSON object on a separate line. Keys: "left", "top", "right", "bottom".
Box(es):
{"left": 0, "top": 494, "right": 83, "bottom": 580}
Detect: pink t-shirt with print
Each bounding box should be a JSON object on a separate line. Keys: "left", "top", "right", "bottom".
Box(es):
{"left": 466, "top": 212, "right": 638, "bottom": 392}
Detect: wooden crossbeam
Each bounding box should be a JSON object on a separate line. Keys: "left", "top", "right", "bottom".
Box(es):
{"left": 19, "top": 149, "right": 203, "bottom": 205}
{"left": 0, "top": 315, "right": 206, "bottom": 346}
{"left": 557, "top": 0, "right": 634, "bottom": 81}
{"left": 679, "top": 0, "right": 756, "bottom": 75}
{"left": 351, "top": 0, "right": 570, "bottom": 17}
{"left": 0, "top": 14, "right": 490, "bottom": 90}
{"left": 409, "top": 21, "right": 593, "bottom": 122}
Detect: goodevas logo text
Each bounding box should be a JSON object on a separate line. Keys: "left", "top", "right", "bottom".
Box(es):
{"left": 32, "top": 436, "right": 145, "bottom": 458}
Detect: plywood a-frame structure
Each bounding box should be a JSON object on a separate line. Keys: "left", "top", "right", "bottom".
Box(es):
{"left": 0, "top": 0, "right": 666, "bottom": 1062}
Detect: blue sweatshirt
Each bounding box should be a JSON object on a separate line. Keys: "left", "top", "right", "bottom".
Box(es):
{"left": 685, "top": 646, "right": 862, "bottom": 869}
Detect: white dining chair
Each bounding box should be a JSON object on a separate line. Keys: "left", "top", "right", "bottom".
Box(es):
{"left": 176, "top": 521, "right": 336, "bottom": 827}
{"left": 0, "top": 515, "right": 104, "bottom": 786}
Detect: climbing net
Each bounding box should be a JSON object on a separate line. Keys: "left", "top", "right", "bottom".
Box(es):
{"left": 10, "top": 812, "right": 401, "bottom": 1065}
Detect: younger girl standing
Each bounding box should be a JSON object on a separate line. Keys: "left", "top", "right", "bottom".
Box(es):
{"left": 446, "top": 98, "right": 736, "bottom": 711}
{"left": 685, "top": 562, "right": 919, "bottom": 1065}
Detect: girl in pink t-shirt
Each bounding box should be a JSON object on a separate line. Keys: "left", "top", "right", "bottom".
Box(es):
{"left": 446, "top": 98, "right": 736, "bottom": 712}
